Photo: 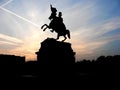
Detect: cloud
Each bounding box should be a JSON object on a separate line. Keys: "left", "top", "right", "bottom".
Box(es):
{"left": 0, "top": 40, "right": 18, "bottom": 46}
{"left": 70, "top": 16, "right": 120, "bottom": 60}
{"left": 74, "top": 16, "right": 120, "bottom": 40}
{"left": 63, "top": 1, "right": 97, "bottom": 30}
{"left": 0, "top": 33, "right": 23, "bottom": 44}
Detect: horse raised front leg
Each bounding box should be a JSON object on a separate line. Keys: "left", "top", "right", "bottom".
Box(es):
{"left": 41, "top": 24, "right": 48, "bottom": 31}
{"left": 43, "top": 27, "right": 48, "bottom": 31}
{"left": 41, "top": 24, "right": 46, "bottom": 29}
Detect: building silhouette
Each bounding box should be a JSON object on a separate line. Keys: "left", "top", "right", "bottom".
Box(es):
{"left": 0, "top": 54, "right": 25, "bottom": 64}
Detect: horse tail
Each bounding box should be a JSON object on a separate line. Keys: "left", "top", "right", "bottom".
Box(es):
{"left": 66, "top": 30, "right": 71, "bottom": 39}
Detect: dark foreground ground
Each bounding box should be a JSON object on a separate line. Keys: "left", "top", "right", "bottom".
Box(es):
{"left": 0, "top": 55, "right": 120, "bottom": 88}
{"left": 0, "top": 62, "right": 120, "bottom": 82}
{"left": 0, "top": 64, "right": 120, "bottom": 89}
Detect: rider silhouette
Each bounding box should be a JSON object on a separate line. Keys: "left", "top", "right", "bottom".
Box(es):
{"left": 49, "top": 5, "right": 66, "bottom": 33}
{"left": 41, "top": 5, "right": 71, "bottom": 41}
{"left": 50, "top": 12, "right": 64, "bottom": 32}
{"left": 58, "top": 12, "right": 63, "bottom": 23}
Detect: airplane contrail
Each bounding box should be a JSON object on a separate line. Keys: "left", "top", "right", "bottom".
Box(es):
{"left": 0, "top": 0, "right": 23, "bottom": 44}
{"left": 0, "top": 6, "right": 41, "bottom": 28}
{"left": 1, "top": 0, "right": 13, "bottom": 7}
{"left": 0, "top": 1, "right": 41, "bottom": 28}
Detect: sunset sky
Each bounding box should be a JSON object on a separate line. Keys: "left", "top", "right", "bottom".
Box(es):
{"left": 0, "top": 0, "right": 120, "bottom": 61}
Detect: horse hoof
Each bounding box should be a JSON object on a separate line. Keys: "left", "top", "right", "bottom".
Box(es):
{"left": 41, "top": 26, "right": 43, "bottom": 29}
{"left": 43, "top": 29, "right": 46, "bottom": 31}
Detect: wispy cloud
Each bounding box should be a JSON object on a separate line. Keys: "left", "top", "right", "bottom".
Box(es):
{"left": 73, "top": 17, "right": 120, "bottom": 40}
{"left": 0, "top": 33, "right": 23, "bottom": 44}
{"left": 0, "top": 40, "right": 18, "bottom": 46}
{"left": 70, "top": 16, "right": 120, "bottom": 60}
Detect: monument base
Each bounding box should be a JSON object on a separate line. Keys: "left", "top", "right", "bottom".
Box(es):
{"left": 36, "top": 38, "right": 75, "bottom": 66}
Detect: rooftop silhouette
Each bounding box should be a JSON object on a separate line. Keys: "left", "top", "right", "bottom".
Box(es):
{"left": 0, "top": 54, "right": 25, "bottom": 64}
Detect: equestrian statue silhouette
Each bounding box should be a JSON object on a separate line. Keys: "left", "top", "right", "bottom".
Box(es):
{"left": 41, "top": 5, "right": 70, "bottom": 42}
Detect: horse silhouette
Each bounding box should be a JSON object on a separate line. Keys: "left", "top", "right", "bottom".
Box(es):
{"left": 41, "top": 5, "right": 70, "bottom": 42}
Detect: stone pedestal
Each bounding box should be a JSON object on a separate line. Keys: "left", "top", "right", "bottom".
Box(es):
{"left": 36, "top": 38, "right": 75, "bottom": 65}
